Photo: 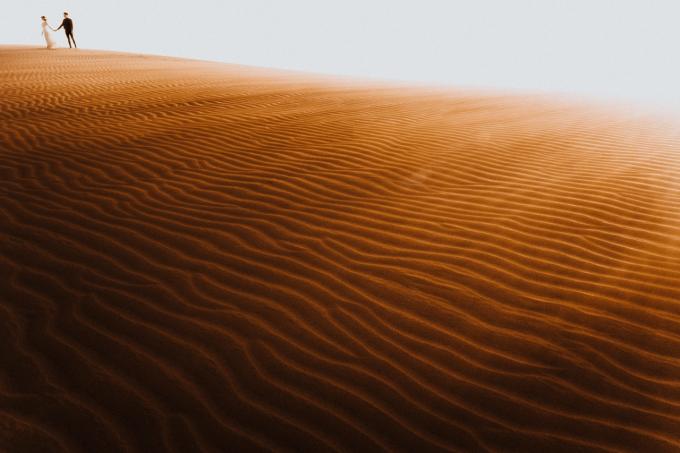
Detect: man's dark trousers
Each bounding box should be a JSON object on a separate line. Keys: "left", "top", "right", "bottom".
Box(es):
{"left": 65, "top": 30, "right": 76, "bottom": 48}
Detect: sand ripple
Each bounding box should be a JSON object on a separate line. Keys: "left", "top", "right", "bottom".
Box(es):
{"left": 2, "top": 46, "right": 680, "bottom": 452}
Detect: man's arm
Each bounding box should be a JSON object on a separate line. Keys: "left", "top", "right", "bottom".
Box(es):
{"left": 56, "top": 20, "right": 64, "bottom": 30}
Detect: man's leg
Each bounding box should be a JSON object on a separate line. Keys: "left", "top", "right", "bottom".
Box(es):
{"left": 68, "top": 32, "right": 76, "bottom": 48}
{"left": 65, "top": 32, "right": 72, "bottom": 48}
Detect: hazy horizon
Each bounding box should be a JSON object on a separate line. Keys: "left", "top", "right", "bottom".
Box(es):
{"left": 5, "top": 1, "right": 680, "bottom": 110}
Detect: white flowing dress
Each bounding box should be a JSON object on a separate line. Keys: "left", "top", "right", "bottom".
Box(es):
{"left": 42, "top": 22, "right": 56, "bottom": 49}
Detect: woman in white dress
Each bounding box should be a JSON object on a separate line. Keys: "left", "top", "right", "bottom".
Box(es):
{"left": 41, "top": 16, "right": 57, "bottom": 49}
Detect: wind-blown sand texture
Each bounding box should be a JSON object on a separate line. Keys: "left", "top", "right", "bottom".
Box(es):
{"left": 2, "top": 46, "right": 680, "bottom": 452}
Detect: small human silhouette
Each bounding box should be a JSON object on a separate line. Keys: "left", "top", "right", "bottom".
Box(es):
{"left": 56, "top": 12, "right": 76, "bottom": 48}
{"left": 40, "top": 16, "right": 57, "bottom": 49}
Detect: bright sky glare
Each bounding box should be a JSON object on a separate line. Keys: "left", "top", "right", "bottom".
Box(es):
{"left": 5, "top": 1, "right": 680, "bottom": 109}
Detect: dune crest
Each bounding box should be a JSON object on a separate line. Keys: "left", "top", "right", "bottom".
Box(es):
{"left": 1, "top": 46, "right": 680, "bottom": 452}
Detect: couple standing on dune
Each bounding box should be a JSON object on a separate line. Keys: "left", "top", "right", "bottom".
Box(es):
{"left": 41, "top": 12, "right": 77, "bottom": 49}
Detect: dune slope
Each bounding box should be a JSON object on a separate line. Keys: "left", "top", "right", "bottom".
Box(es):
{"left": 2, "top": 47, "right": 680, "bottom": 452}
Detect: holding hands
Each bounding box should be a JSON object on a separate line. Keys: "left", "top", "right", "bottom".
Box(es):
{"left": 40, "top": 11, "right": 76, "bottom": 49}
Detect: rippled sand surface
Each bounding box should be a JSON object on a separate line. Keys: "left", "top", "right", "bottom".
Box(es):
{"left": 2, "top": 46, "right": 680, "bottom": 452}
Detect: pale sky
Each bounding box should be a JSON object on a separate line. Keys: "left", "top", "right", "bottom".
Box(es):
{"left": 4, "top": 1, "right": 680, "bottom": 109}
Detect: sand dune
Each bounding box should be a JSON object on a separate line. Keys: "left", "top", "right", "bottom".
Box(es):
{"left": 1, "top": 46, "right": 680, "bottom": 452}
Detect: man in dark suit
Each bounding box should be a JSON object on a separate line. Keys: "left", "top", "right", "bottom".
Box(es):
{"left": 56, "top": 12, "right": 76, "bottom": 48}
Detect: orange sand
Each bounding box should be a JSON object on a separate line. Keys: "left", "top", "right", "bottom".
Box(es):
{"left": 2, "top": 46, "right": 680, "bottom": 452}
